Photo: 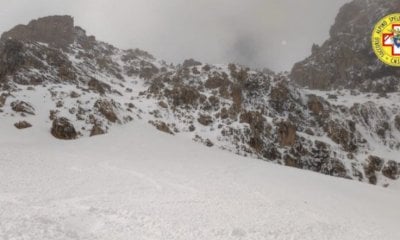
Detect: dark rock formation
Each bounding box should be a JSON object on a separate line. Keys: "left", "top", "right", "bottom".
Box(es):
{"left": 94, "top": 99, "right": 118, "bottom": 123}
{"left": 307, "top": 95, "right": 324, "bottom": 115}
{"left": 320, "top": 158, "right": 348, "bottom": 178}
{"left": 70, "top": 91, "right": 80, "bottom": 98}
{"left": 269, "top": 81, "right": 290, "bottom": 112}
{"left": 51, "top": 117, "right": 77, "bottom": 140}
{"left": 0, "top": 40, "right": 25, "bottom": 82}
{"left": 10, "top": 101, "right": 35, "bottom": 115}
{"left": 166, "top": 86, "right": 200, "bottom": 107}
{"left": 158, "top": 101, "right": 168, "bottom": 109}
{"left": 0, "top": 93, "right": 7, "bottom": 107}
{"left": 182, "top": 59, "right": 201, "bottom": 68}
{"left": 90, "top": 125, "right": 106, "bottom": 137}
{"left": 364, "top": 155, "right": 384, "bottom": 184}
{"left": 240, "top": 111, "right": 264, "bottom": 132}
{"left": 149, "top": 120, "right": 174, "bottom": 135}
{"left": 277, "top": 121, "right": 296, "bottom": 147}
{"left": 14, "top": 121, "right": 32, "bottom": 129}
{"left": 395, "top": 115, "right": 400, "bottom": 131}
{"left": 205, "top": 139, "right": 214, "bottom": 147}
{"left": 205, "top": 72, "right": 230, "bottom": 89}
{"left": 324, "top": 120, "right": 357, "bottom": 152}
{"left": 284, "top": 154, "right": 303, "bottom": 169}
{"left": 198, "top": 115, "right": 213, "bottom": 126}
{"left": 382, "top": 160, "right": 400, "bottom": 180}
{"left": 88, "top": 78, "right": 111, "bottom": 95}
{"left": 1, "top": 15, "right": 75, "bottom": 48}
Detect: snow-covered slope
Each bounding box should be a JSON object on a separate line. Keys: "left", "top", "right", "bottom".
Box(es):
{"left": 1, "top": 15, "right": 400, "bottom": 186}
{"left": 1, "top": 12, "right": 400, "bottom": 239}
{"left": 1, "top": 121, "right": 400, "bottom": 240}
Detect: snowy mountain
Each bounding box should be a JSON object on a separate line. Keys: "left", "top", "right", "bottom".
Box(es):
{"left": 0, "top": 13, "right": 399, "bottom": 187}
{"left": 1, "top": 2, "right": 400, "bottom": 239}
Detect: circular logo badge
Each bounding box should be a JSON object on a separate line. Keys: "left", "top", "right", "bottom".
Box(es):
{"left": 372, "top": 13, "right": 400, "bottom": 67}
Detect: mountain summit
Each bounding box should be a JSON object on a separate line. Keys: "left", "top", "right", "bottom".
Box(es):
{"left": 1, "top": 15, "right": 78, "bottom": 48}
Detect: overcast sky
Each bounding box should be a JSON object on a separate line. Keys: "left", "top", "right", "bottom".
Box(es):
{"left": 0, "top": 0, "right": 350, "bottom": 72}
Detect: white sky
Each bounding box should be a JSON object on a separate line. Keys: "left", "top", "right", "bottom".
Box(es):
{"left": 0, "top": 0, "right": 350, "bottom": 71}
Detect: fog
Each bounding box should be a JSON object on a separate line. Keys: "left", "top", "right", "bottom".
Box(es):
{"left": 0, "top": 0, "right": 350, "bottom": 71}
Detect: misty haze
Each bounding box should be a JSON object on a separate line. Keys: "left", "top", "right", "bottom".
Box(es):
{"left": 1, "top": 0, "right": 400, "bottom": 240}
{"left": 0, "top": 0, "right": 350, "bottom": 71}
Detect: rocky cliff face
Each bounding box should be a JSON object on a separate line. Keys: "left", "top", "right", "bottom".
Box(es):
{"left": 1, "top": 16, "right": 76, "bottom": 49}
{"left": 291, "top": 0, "right": 400, "bottom": 92}
{"left": 0, "top": 15, "right": 399, "bottom": 187}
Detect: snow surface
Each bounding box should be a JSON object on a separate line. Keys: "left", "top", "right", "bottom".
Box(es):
{"left": 1, "top": 120, "right": 400, "bottom": 240}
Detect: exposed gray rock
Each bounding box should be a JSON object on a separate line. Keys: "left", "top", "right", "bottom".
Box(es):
{"left": 0, "top": 94, "right": 7, "bottom": 107}
{"left": 198, "top": 115, "right": 213, "bottom": 126}
{"left": 90, "top": 125, "right": 106, "bottom": 137}
{"left": 94, "top": 99, "right": 118, "bottom": 123}
{"left": 149, "top": 120, "right": 174, "bottom": 135}
{"left": 51, "top": 117, "right": 77, "bottom": 140}
{"left": 88, "top": 78, "right": 111, "bottom": 95}
{"left": 382, "top": 160, "right": 400, "bottom": 180}
{"left": 277, "top": 121, "right": 296, "bottom": 147}
{"left": 1, "top": 15, "right": 75, "bottom": 48}
{"left": 10, "top": 101, "right": 35, "bottom": 115}
{"left": 14, "top": 121, "right": 32, "bottom": 129}
{"left": 395, "top": 115, "right": 400, "bottom": 131}
{"left": 182, "top": 59, "right": 202, "bottom": 68}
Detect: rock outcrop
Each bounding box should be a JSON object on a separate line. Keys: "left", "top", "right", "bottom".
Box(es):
{"left": 277, "top": 121, "right": 296, "bottom": 147}
{"left": 10, "top": 101, "right": 35, "bottom": 115}
{"left": 94, "top": 99, "right": 119, "bottom": 123}
{"left": 90, "top": 125, "right": 106, "bottom": 137}
{"left": 395, "top": 115, "right": 400, "bottom": 131}
{"left": 382, "top": 160, "right": 400, "bottom": 180}
{"left": 149, "top": 120, "right": 174, "bottom": 135}
{"left": 364, "top": 155, "right": 384, "bottom": 184}
{"left": 14, "top": 121, "right": 32, "bottom": 129}
{"left": 0, "top": 94, "right": 7, "bottom": 107}
{"left": 1, "top": 15, "right": 75, "bottom": 48}
{"left": 0, "top": 40, "right": 25, "bottom": 82}
{"left": 51, "top": 117, "right": 77, "bottom": 140}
